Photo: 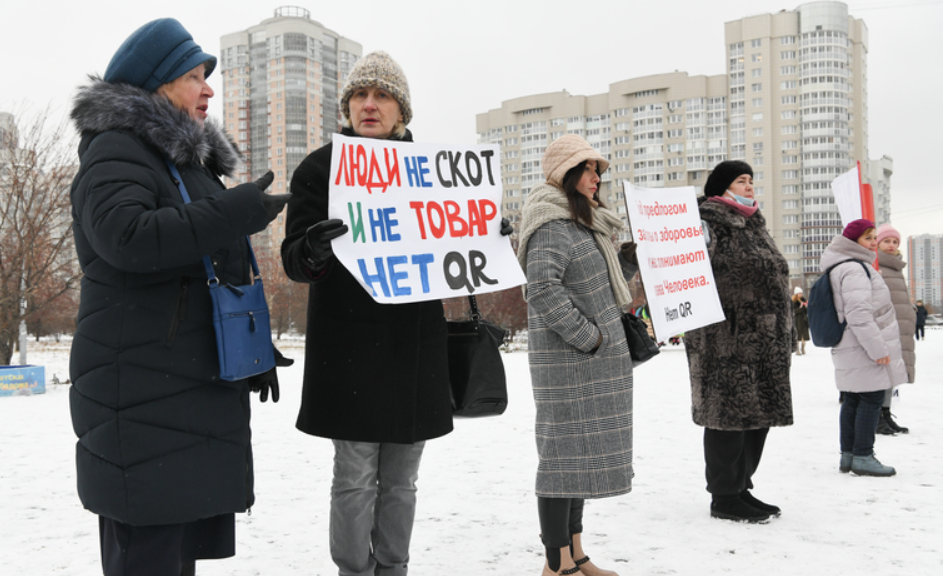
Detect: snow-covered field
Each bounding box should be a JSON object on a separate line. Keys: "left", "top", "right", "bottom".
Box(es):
{"left": 2, "top": 332, "right": 941, "bottom": 575}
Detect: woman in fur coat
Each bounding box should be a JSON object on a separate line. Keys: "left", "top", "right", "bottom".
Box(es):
{"left": 875, "top": 223, "right": 914, "bottom": 434}
{"left": 519, "top": 135, "right": 637, "bottom": 576}
{"left": 684, "top": 160, "right": 794, "bottom": 524}
{"left": 69, "top": 19, "right": 288, "bottom": 576}
{"left": 820, "top": 220, "right": 907, "bottom": 477}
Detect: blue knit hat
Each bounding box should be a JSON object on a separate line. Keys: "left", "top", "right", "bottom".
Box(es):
{"left": 104, "top": 18, "right": 216, "bottom": 92}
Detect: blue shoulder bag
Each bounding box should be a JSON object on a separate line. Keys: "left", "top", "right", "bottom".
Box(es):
{"left": 166, "top": 160, "right": 276, "bottom": 381}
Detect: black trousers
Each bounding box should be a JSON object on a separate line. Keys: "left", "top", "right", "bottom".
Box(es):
{"left": 99, "top": 514, "right": 235, "bottom": 576}
{"left": 537, "top": 497, "right": 585, "bottom": 548}
{"left": 703, "top": 427, "right": 769, "bottom": 497}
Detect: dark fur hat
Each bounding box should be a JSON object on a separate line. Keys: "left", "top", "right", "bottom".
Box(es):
{"left": 704, "top": 160, "right": 753, "bottom": 197}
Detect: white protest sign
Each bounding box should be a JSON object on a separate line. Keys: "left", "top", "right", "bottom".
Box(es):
{"left": 623, "top": 182, "right": 725, "bottom": 339}
{"left": 328, "top": 134, "right": 526, "bottom": 304}
{"left": 831, "top": 165, "right": 862, "bottom": 227}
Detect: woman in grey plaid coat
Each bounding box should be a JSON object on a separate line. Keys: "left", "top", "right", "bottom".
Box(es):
{"left": 518, "top": 135, "right": 636, "bottom": 576}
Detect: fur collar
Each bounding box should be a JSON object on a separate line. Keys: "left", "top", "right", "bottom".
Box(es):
{"left": 71, "top": 76, "right": 241, "bottom": 177}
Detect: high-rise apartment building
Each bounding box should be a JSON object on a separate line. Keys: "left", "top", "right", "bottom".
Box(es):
{"left": 220, "top": 6, "right": 362, "bottom": 253}
{"left": 476, "top": 1, "right": 888, "bottom": 285}
{"left": 908, "top": 234, "right": 943, "bottom": 311}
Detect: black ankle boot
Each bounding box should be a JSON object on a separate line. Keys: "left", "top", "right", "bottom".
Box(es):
{"left": 710, "top": 495, "right": 770, "bottom": 523}
{"left": 740, "top": 490, "right": 781, "bottom": 517}
{"left": 876, "top": 411, "right": 897, "bottom": 435}
{"left": 882, "top": 407, "right": 909, "bottom": 434}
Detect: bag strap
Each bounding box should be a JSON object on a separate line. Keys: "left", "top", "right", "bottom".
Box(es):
{"left": 826, "top": 258, "right": 870, "bottom": 280}
{"left": 466, "top": 295, "right": 481, "bottom": 321}
{"left": 164, "top": 159, "right": 261, "bottom": 285}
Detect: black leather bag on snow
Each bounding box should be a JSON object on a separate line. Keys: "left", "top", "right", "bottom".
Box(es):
{"left": 622, "top": 312, "right": 660, "bottom": 365}
{"left": 166, "top": 160, "right": 275, "bottom": 381}
{"left": 447, "top": 295, "right": 509, "bottom": 417}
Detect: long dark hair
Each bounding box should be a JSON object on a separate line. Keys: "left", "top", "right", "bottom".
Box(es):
{"left": 561, "top": 160, "right": 605, "bottom": 227}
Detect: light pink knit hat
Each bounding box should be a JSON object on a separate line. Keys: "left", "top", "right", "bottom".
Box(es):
{"left": 542, "top": 134, "right": 609, "bottom": 188}
{"left": 876, "top": 223, "right": 900, "bottom": 245}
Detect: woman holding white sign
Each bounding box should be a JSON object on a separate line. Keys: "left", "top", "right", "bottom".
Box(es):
{"left": 280, "top": 52, "right": 451, "bottom": 576}
{"left": 519, "top": 134, "right": 638, "bottom": 576}
{"left": 685, "top": 160, "right": 794, "bottom": 523}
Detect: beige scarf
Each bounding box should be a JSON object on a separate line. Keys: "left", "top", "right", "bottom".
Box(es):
{"left": 517, "top": 183, "right": 632, "bottom": 311}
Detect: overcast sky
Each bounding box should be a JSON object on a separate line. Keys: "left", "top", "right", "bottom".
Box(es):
{"left": 3, "top": 0, "right": 940, "bottom": 240}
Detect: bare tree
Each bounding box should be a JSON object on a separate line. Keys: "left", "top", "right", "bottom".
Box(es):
{"left": 0, "top": 108, "right": 80, "bottom": 364}
{"left": 255, "top": 247, "right": 307, "bottom": 339}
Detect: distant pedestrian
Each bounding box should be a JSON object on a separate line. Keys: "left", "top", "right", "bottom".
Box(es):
{"left": 914, "top": 300, "right": 928, "bottom": 340}
{"left": 793, "top": 286, "right": 810, "bottom": 355}
{"left": 820, "top": 220, "right": 907, "bottom": 477}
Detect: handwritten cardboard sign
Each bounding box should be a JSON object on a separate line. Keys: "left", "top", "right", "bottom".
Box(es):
{"left": 623, "top": 182, "right": 725, "bottom": 339}
{"left": 328, "top": 135, "right": 526, "bottom": 304}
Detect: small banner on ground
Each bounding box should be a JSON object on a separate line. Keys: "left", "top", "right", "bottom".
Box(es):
{"left": 328, "top": 134, "right": 526, "bottom": 304}
{"left": 623, "top": 182, "right": 725, "bottom": 339}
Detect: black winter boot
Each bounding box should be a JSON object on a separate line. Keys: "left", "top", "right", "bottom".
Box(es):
{"left": 710, "top": 495, "right": 770, "bottom": 523}
{"left": 882, "top": 407, "right": 909, "bottom": 434}
{"left": 876, "top": 411, "right": 897, "bottom": 435}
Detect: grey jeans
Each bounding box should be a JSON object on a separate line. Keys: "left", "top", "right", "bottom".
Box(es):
{"left": 330, "top": 440, "right": 425, "bottom": 576}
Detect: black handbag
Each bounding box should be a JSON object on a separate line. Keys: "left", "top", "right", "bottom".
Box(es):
{"left": 166, "top": 160, "right": 275, "bottom": 381}
{"left": 446, "top": 296, "right": 509, "bottom": 417}
{"left": 622, "top": 312, "right": 660, "bottom": 365}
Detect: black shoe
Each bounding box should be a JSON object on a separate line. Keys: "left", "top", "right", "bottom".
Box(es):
{"left": 876, "top": 413, "right": 897, "bottom": 435}
{"left": 710, "top": 497, "right": 771, "bottom": 523}
{"left": 882, "top": 407, "right": 909, "bottom": 434}
{"left": 740, "top": 490, "right": 781, "bottom": 517}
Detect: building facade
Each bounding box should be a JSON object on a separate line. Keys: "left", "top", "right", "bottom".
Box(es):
{"left": 908, "top": 234, "right": 943, "bottom": 311}
{"left": 220, "top": 6, "right": 362, "bottom": 253}
{"left": 476, "top": 1, "right": 888, "bottom": 285}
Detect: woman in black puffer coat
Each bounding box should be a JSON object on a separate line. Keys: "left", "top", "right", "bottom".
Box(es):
{"left": 69, "top": 18, "right": 288, "bottom": 576}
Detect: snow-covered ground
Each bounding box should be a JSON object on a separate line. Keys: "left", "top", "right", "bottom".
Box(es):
{"left": 2, "top": 331, "right": 941, "bottom": 575}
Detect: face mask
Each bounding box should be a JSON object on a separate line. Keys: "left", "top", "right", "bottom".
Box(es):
{"left": 729, "top": 193, "right": 755, "bottom": 207}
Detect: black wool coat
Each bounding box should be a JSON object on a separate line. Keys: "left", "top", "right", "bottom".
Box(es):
{"left": 281, "top": 128, "right": 453, "bottom": 444}
{"left": 69, "top": 79, "right": 270, "bottom": 526}
{"left": 683, "top": 198, "right": 795, "bottom": 430}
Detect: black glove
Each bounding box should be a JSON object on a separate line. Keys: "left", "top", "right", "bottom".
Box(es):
{"left": 500, "top": 217, "right": 513, "bottom": 236}
{"left": 249, "top": 347, "right": 293, "bottom": 403}
{"left": 620, "top": 241, "right": 638, "bottom": 266}
{"left": 304, "top": 219, "right": 349, "bottom": 267}
{"left": 248, "top": 171, "right": 290, "bottom": 223}
{"left": 249, "top": 367, "right": 279, "bottom": 403}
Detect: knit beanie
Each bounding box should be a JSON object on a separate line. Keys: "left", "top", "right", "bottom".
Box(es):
{"left": 340, "top": 51, "right": 412, "bottom": 125}
{"left": 842, "top": 218, "right": 876, "bottom": 241}
{"left": 104, "top": 19, "right": 216, "bottom": 92}
{"left": 542, "top": 134, "right": 610, "bottom": 188}
{"left": 704, "top": 160, "right": 753, "bottom": 197}
{"left": 794, "top": 286, "right": 804, "bottom": 295}
{"left": 876, "top": 223, "right": 901, "bottom": 245}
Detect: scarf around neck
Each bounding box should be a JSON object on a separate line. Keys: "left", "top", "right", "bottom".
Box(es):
{"left": 517, "top": 183, "right": 633, "bottom": 311}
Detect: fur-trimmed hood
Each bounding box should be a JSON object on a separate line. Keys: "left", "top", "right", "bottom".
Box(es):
{"left": 71, "top": 76, "right": 240, "bottom": 177}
